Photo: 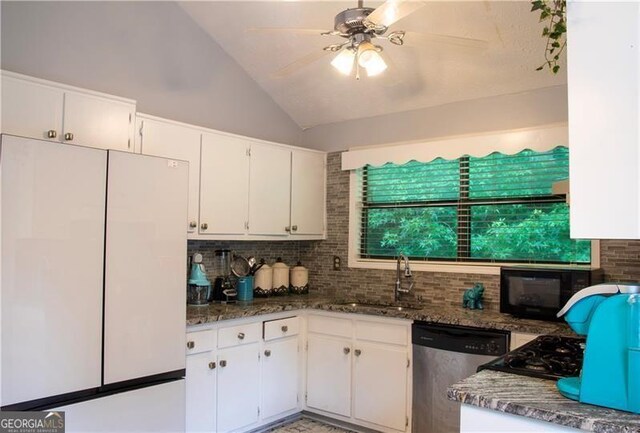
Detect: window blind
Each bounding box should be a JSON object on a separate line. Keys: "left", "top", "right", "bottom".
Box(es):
{"left": 357, "top": 147, "right": 591, "bottom": 264}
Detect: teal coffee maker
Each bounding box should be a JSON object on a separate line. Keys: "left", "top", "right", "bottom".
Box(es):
{"left": 556, "top": 283, "right": 640, "bottom": 413}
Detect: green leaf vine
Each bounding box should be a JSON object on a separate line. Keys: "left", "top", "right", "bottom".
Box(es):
{"left": 531, "top": 0, "right": 567, "bottom": 74}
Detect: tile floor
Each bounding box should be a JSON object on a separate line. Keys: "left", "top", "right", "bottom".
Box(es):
{"left": 266, "top": 417, "right": 356, "bottom": 433}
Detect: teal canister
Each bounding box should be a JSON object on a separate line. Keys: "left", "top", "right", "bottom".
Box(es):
{"left": 237, "top": 276, "right": 254, "bottom": 302}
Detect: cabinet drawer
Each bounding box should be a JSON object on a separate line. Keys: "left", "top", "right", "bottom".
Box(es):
{"left": 218, "top": 322, "right": 261, "bottom": 348}
{"left": 186, "top": 329, "right": 216, "bottom": 355}
{"left": 355, "top": 320, "right": 408, "bottom": 346}
{"left": 263, "top": 317, "right": 299, "bottom": 341}
{"left": 308, "top": 315, "right": 352, "bottom": 338}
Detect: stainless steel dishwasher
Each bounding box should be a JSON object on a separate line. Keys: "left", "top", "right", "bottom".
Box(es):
{"left": 412, "top": 322, "right": 510, "bottom": 433}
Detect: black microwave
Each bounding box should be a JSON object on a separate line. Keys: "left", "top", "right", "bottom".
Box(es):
{"left": 500, "top": 266, "right": 603, "bottom": 321}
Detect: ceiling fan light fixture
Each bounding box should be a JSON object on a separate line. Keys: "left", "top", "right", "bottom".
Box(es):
{"left": 357, "top": 41, "right": 387, "bottom": 76}
{"left": 330, "top": 48, "right": 356, "bottom": 75}
{"left": 364, "top": 54, "right": 387, "bottom": 76}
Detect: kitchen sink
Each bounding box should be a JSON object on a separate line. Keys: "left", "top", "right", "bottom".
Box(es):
{"left": 333, "top": 301, "right": 424, "bottom": 311}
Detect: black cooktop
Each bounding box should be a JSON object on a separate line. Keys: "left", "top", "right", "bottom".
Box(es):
{"left": 478, "top": 335, "right": 586, "bottom": 381}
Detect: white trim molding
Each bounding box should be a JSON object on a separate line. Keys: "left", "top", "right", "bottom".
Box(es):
{"left": 341, "top": 123, "right": 568, "bottom": 170}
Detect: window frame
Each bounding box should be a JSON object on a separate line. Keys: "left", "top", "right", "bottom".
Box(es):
{"left": 348, "top": 171, "right": 601, "bottom": 275}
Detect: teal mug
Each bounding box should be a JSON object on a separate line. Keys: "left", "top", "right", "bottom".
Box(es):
{"left": 237, "top": 276, "right": 254, "bottom": 302}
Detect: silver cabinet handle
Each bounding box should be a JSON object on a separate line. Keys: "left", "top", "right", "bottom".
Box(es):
{"left": 281, "top": 325, "right": 288, "bottom": 333}
{"left": 264, "top": 350, "right": 271, "bottom": 357}
{"left": 285, "top": 226, "right": 291, "bottom": 232}
{"left": 291, "top": 225, "right": 298, "bottom": 232}
{"left": 354, "top": 349, "right": 362, "bottom": 357}
{"left": 219, "top": 360, "right": 227, "bottom": 367}
{"left": 343, "top": 347, "right": 350, "bottom": 355}
{"left": 201, "top": 223, "right": 208, "bottom": 230}
{"left": 238, "top": 332, "right": 245, "bottom": 340}
{"left": 64, "top": 132, "right": 74, "bottom": 141}
{"left": 186, "top": 341, "right": 195, "bottom": 349}
{"left": 47, "top": 130, "right": 57, "bottom": 139}
{"left": 208, "top": 362, "right": 216, "bottom": 370}
{"left": 189, "top": 221, "right": 197, "bottom": 229}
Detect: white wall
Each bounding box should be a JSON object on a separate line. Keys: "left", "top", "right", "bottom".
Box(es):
{"left": 302, "top": 85, "right": 568, "bottom": 152}
{"left": 0, "top": 1, "right": 302, "bottom": 145}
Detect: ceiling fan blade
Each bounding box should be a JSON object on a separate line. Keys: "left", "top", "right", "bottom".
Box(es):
{"left": 366, "top": 0, "right": 426, "bottom": 29}
{"left": 246, "top": 27, "right": 333, "bottom": 36}
{"left": 403, "top": 31, "right": 488, "bottom": 50}
{"left": 270, "top": 50, "right": 332, "bottom": 79}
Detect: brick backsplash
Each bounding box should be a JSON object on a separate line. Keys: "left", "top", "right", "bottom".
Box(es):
{"left": 188, "top": 152, "right": 640, "bottom": 311}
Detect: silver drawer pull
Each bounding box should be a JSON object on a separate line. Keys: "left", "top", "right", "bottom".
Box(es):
{"left": 291, "top": 225, "right": 298, "bottom": 232}
{"left": 47, "top": 130, "right": 57, "bottom": 139}
{"left": 64, "top": 132, "right": 74, "bottom": 141}
{"left": 343, "top": 347, "right": 350, "bottom": 355}
{"left": 186, "top": 341, "right": 195, "bottom": 349}
{"left": 189, "top": 221, "right": 197, "bottom": 229}
{"left": 264, "top": 350, "right": 271, "bottom": 357}
{"left": 285, "top": 226, "right": 291, "bottom": 232}
{"left": 238, "top": 332, "right": 245, "bottom": 340}
{"left": 355, "top": 349, "right": 362, "bottom": 357}
{"left": 281, "top": 325, "right": 288, "bottom": 333}
{"left": 201, "top": 223, "right": 208, "bottom": 230}
{"left": 219, "top": 360, "right": 227, "bottom": 368}
{"left": 208, "top": 362, "right": 216, "bottom": 370}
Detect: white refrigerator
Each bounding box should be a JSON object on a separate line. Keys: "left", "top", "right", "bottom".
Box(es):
{"left": 0, "top": 135, "right": 188, "bottom": 432}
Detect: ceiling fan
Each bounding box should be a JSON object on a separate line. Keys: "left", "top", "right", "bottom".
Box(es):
{"left": 249, "top": 0, "right": 488, "bottom": 80}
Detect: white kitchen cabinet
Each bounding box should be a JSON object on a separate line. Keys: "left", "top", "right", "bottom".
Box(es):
{"left": 261, "top": 337, "right": 299, "bottom": 420}
{"left": 249, "top": 142, "right": 292, "bottom": 236}
{"left": 137, "top": 114, "right": 202, "bottom": 233}
{"left": 460, "top": 405, "right": 579, "bottom": 432}
{"left": 567, "top": 2, "right": 640, "bottom": 239}
{"left": 1, "top": 74, "right": 64, "bottom": 140}
{"left": 186, "top": 352, "right": 216, "bottom": 433}
{"left": 290, "top": 149, "right": 326, "bottom": 236}
{"left": 306, "top": 334, "right": 352, "bottom": 417}
{"left": 1, "top": 71, "right": 135, "bottom": 151}
{"left": 186, "top": 329, "right": 216, "bottom": 433}
{"left": 353, "top": 342, "right": 408, "bottom": 431}
{"left": 200, "top": 132, "right": 250, "bottom": 235}
{"left": 63, "top": 91, "right": 134, "bottom": 151}
{"left": 306, "top": 314, "right": 411, "bottom": 433}
{"left": 216, "top": 343, "right": 260, "bottom": 432}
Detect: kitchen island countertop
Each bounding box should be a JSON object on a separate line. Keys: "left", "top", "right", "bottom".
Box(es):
{"left": 186, "top": 295, "right": 571, "bottom": 335}
{"left": 448, "top": 370, "right": 640, "bottom": 433}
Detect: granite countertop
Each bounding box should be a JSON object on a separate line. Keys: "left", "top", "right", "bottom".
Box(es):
{"left": 448, "top": 370, "right": 640, "bottom": 433}
{"left": 186, "top": 295, "right": 571, "bottom": 335}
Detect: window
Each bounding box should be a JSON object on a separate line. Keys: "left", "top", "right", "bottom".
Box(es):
{"left": 357, "top": 146, "right": 591, "bottom": 264}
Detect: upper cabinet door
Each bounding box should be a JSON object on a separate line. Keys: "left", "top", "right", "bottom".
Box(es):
{"left": 249, "top": 143, "right": 291, "bottom": 236}
{"left": 568, "top": 2, "right": 640, "bottom": 239}
{"left": 103, "top": 152, "right": 187, "bottom": 385}
{"left": 1, "top": 75, "right": 64, "bottom": 141}
{"left": 291, "top": 150, "right": 325, "bottom": 236}
{"left": 63, "top": 91, "right": 135, "bottom": 152}
{"left": 138, "top": 116, "right": 202, "bottom": 234}
{"left": 1, "top": 136, "right": 106, "bottom": 407}
{"left": 200, "top": 132, "right": 250, "bottom": 235}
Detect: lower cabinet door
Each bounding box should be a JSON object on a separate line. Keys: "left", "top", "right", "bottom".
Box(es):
{"left": 306, "top": 335, "right": 351, "bottom": 417}
{"left": 186, "top": 352, "right": 216, "bottom": 432}
{"left": 217, "top": 344, "right": 260, "bottom": 432}
{"left": 353, "top": 342, "right": 408, "bottom": 431}
{"left": 261, "top": 337, "right": 299, "bottom": 419}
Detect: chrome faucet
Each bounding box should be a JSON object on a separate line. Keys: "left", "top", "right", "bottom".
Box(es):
{"left": 395, "top": 253, "right": 414, "bottom": 302}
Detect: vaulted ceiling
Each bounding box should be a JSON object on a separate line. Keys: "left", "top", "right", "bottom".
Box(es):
{"left": 179, "top": 1, "right": 567, "bottom": 129}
